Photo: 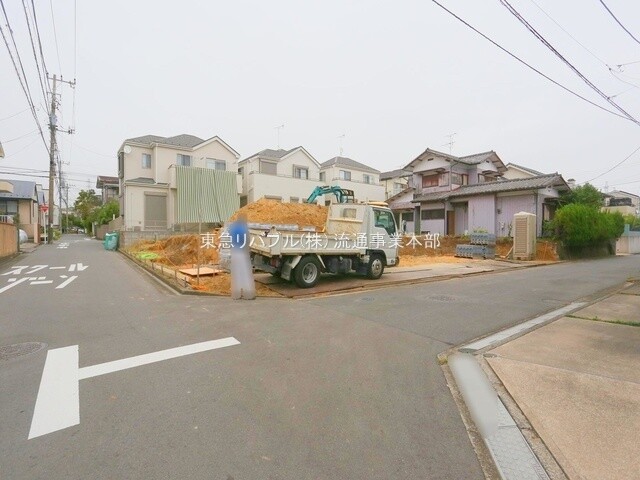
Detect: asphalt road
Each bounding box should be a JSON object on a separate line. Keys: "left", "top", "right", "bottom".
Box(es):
{"left": 1, "top": 235, "right": 639, "bottom": 480}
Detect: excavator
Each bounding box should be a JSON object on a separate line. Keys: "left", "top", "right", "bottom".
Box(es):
{"left": 306, "top": 185, "right": 355, "bottom": 204}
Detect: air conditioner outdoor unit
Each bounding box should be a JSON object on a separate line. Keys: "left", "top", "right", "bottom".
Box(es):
{"left": 513, "top": 212, "right": 536, "bottom": 260}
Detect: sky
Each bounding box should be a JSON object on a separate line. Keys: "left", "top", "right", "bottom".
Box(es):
{"left": 1, "top": 0, "right": 640, "bottom": 203}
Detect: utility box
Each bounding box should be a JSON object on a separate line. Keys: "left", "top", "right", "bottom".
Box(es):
{"left": 513, "top": 212, "right": 536, "bottom": 260}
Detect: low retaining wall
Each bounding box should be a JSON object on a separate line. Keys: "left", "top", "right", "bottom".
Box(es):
{"left": 119, "top": 230, "right": 188, "bottom": 249}
{"left": 0, "top": 222, "right": 18, "bottom": 259}
{"left": 617, "top": 225, "right": 640, "bottom": 254}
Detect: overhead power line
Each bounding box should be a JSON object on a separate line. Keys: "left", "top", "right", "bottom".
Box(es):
{"left": 48, "top": 0, "right": 62, "bottom": 72}
{"left": 598, "top": 0, "right": 640, "bottom": 47}
{"left": 21, "top": 0, "right": 47, "bottom": 104}
{"left": 583, "top": 144, "right": 640, "bottom": 184}
{"left": 0, "top": 0, "right": 49, "bottom": 153}
{"left": 429, "top": 0, "right": 632, "bottom": 122}
{"left": 498, "top": 0, "right": 640, "bottom": 126}
{"left": 29, "top": 0, "right": 50, "bottom": 92}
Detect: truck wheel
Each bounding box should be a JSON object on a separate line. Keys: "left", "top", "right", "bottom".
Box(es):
{"left": 294, "top": 256, "right": 321, "bottom": 288}
{"left": 366, "top": 254, "right": 385, "bottom": 279}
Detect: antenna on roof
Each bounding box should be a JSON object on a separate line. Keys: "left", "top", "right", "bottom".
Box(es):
{"left": 442, "top": 133, "right": 456, "bottom": 154}
{"left": 338, "top": 133, "right": 345, "bottom": 156}
{"left": 274, "top": 124, "right": 284, "bottom": 149}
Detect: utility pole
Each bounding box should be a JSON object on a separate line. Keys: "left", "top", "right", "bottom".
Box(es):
{"left": 47, "top": 74, "right": 76, "bottom": 243}
{"left": 47, "top": 75, "right": 57, "bottom": 244}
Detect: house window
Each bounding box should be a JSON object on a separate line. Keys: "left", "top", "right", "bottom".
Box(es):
{"left": 451, "top": 173, "right": 468, "bottom": 185}
{"left": 363, "top": 174, "right": 372, "bottom": 184}
{"left": 238, "top": 167, "right": 244, "bottom": 177}
{"left": 206, "top": 158, "right": 226, "bottom": 170}
{"left": 0, "top": 200, "right": 18, "bottom": 215}
{"left": 421, "top": 209, "right": 445, "bottom": 220}
{"left": 319, "top": 172, "right": 326, "bottom": 182}
{"left": 260, "top": 160, "right": 277, "bottom": 175}
{"left": 393, "top": 182, "right": 403, "bottom": 194}
{"left": 422, "top": 174, "right": 439, "bottom": 188}
{"left": 479, "top": 174, "right": 496, "bottom": 183}
{"left": 339, "top": 170, "right": 351, "bottom": 181}
{"left": 293, "top": 166, "right": 308, "bottom": 179}
{"left": 141, "top": 153, "right": 151, "bottom": 169}
{"left": 177, "top": 154, "right": 191, "bottom": 166}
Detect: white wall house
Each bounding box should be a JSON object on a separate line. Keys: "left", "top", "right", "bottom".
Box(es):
{"left": 319, "top": 156, "right": 385, "bottom": 202}
{"left": 118, "top": 134, "right": 241, "bottom": 230}
{"left": 380, "top": 169, "right": 412, "bottom": 199}
{"left": 238, "top": 147, "right": 324, "bottom": 204}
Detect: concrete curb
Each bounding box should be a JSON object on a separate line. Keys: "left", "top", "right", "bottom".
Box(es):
{"left": 440, "top": 282, "right": 633, "bottom": 480}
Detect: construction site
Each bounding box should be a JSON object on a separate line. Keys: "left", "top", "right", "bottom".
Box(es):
{"left": 123, "top": 199, "right": 558, "bottom": 296}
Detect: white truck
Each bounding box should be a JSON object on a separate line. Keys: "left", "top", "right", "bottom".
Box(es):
{"left": 246, "top": 202, "right": 399, "bottom": 288}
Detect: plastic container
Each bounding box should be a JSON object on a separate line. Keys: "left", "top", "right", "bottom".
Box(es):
{"left": 103, "top": 232, "right": 119, "bottom": 251}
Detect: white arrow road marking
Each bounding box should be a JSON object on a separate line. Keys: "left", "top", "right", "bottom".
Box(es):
{"left": 28, "top": 346, "right": 79, "bottom": 439}
{"left": 28, "top": 337, "right": 240, "bottom": 439}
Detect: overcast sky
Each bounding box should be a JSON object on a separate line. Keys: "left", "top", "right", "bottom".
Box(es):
{"left": 2, "top": 0, "right": 640, "bottom": 201}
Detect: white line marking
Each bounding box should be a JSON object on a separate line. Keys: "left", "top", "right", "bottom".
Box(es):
{"left": 0, "top": 277, "right": 29, "bottom": 294}
{"left": 28, "top": 346, "right": 79, "bottom": 439}
{"left": 78, "top": 337, "right": 240, "bottom": 380}
{"left": 29, "top": 337, "right": 240, "bottom": 438}
{"left": 56, "top": 275, "right": 78, "bottom": 289}
{"left": 31, "top": 281, "right": 54, "bottom": 285}
{"left": 461, "top": 302, "right": 586, "bottom": 352}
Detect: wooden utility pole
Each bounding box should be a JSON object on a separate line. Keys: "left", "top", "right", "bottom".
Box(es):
{"left": 47, "top": 75, "right": 57, "bottom": 244}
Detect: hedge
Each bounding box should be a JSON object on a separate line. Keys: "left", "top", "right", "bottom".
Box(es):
{"left": 552, "top": 204, "right": 624, "bottom": 248}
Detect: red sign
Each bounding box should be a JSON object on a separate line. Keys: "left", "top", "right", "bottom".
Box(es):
{"left": 40, "top": 204, "right": 49, "bottom": 212}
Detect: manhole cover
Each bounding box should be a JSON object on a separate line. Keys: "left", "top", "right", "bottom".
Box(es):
{"left": 0, "top": 342, "right": 47, "bottom": 361}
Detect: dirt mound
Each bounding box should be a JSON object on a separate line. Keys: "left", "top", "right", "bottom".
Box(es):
{"left": 229, "top": 198, "right": 328, "bottom": 231}
{"left": 127, "top": 234, "right": 219, "bottom": 266}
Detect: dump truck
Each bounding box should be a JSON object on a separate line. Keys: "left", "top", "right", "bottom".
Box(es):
{"left": 244, "top": 202, "right": 399, "bottom": 288}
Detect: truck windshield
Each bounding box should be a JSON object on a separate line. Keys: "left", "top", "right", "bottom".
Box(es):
{"left": 374, "top": 209, "right": 396, "bottom": 236}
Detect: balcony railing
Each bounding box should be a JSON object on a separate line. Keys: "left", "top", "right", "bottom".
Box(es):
{"left": 0, "top": 214, "right": 15, "bottom": 224}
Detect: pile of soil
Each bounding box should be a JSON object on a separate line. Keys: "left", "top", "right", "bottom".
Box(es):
{"left": 127, "top": 234, "right": 219, "bottom": 267}
{"left": 399, "top": 235, "right": 462, "bottom": 257}
{"left": 229, "top": 198, "right": 328, "bottom": 231}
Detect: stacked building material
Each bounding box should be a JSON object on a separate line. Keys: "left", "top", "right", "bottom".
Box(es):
{"left": 455, "top": 233, "right": 496, "bottom": 259}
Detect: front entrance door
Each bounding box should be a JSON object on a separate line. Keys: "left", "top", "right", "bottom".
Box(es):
{"left": 447, "top": 210, "right": 455, "bottom": 235}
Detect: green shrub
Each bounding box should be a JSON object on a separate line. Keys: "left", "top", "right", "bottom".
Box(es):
{"left": 552, "top": 204, "right": 624, "bottom": 248}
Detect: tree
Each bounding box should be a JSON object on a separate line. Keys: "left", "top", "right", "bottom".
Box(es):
{"left": 94, "top": 200, "right": 119, "bottom": 226}
{"left": 560, "top": 183, "right": 603, "bottom": 208}
{"left": 73, "top": 189, "right": 101, "bottom": 231}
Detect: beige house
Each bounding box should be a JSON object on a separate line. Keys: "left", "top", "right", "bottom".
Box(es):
{"left": 380, "top": 169, "right": 412, "bottom": 199}
{"left": 238, "top": 147, "right": 324, "bottom": 204}
{"left": 319, "top": 156, "right": 385, "bottom": 202}
{"left": 0, "top": 179, "right": 42, "bottom": 241}
{"left": 118, "top": 134, "right": 241, "bottom": 230}
{"left": 502, "top": 163, "right": 545, "bottom": 180}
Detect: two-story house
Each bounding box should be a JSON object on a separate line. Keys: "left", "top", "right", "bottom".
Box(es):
{"left": 0, "top": 179, "right": 42, "bottom": 241}
{"left": 238, "top": 146, "right": 324, "bottom": 204}
{"left": 380, "top": 169, "right": 412, "bottom": 199}
{"left": 389, "top": 148, "right": 569, "bottom": 236}
{"left": 319, "top": 157, "right": 385, "bottom": 202}
{"left": 96, "top": 176, "right": 119, "bottom": 204}
{"left": 117, "top": 134, "right": 241, "bottom": 231}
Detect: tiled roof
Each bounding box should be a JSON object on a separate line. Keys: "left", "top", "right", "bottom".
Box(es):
{"left": 125, "top": 134, "right": 205, "bottom": 148}
{"left": 458, "top": 151, "right": 496, "bottom": 165}
{"left": 404, "top": 148, "right": 506, "bottom": 171}
{"left": 506, "top": 162, "right": 544, "bottom": 176}
{"left": 380, "top": 169, "right": 411, "bottom": 180}
{"left": 413, "top": 174, "right": 568, "bottom": 202}
{"left": 320, "top": 156, "right": 379, "bottom": 174}
{"left": 96, "top": 175, "right": 118, "bottom": 188}
{"left": 0, "top": 179, "right": 37, "bottom": 199}
{"left": 245, "top": 148, "right": 295, "bottom": 160}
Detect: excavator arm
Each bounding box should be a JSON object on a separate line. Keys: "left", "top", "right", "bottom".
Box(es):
{"left": 306, "top": 185, "right": 355, "bottom": 204}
